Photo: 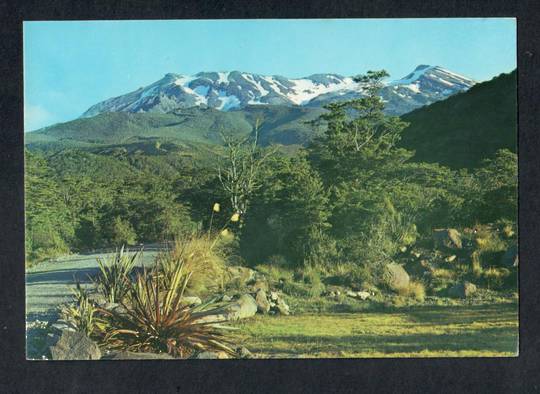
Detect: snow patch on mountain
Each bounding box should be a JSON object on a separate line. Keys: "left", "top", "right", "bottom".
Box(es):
{"left": 217, "top": 91, "right": 240, "bottom": 110}
{"left": 217, "top": 72, "right": 230, "bottom": 85}
{"left": 389, "top": 65, "right": 435, "bottom": 86}
{"left": 288, "top": 77, "right": 357, "bottom": 105}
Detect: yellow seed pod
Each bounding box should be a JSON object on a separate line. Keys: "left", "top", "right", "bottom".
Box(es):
{"left": 220, "top": 229, "right": 229, "bottom": 237}
{"left": 230, "top": 213, "right": 240, "bottom": 222}
{"left": 213, "top": 203, "right": 220, "bottom": 212}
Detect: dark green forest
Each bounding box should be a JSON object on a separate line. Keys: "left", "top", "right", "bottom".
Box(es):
{"left": 25, "top": 70, "right": 517, "bottom": 292}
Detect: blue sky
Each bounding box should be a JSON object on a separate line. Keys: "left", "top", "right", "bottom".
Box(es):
{"left": 24, "top": 18, "right": 516, "bottom": 131}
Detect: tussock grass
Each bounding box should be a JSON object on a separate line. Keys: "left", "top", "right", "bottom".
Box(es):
{"left": 398, "top": 280, "right": 426, "bottom": 302}
{"left": 157, "top": 234, "right": 227, "bottom": 296}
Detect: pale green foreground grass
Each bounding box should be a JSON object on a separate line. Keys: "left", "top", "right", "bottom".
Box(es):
{"left": 232, "top": 303, "right": 518, "bottom": 358}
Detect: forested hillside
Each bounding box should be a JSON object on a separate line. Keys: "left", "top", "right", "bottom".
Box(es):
{"left": 400, "top": 70, "right": 517, "bottom": 168}
{"left": 26, "top": 70, "right": 518, "bottom": 296}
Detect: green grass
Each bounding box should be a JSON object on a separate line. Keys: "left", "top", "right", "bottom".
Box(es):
{"left": 232, "top": 303, "right": 518, "bottom": 358}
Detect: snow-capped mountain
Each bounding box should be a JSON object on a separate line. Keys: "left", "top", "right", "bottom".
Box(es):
{"left": 81, "top": 65, "right": 475, "bottom": 118}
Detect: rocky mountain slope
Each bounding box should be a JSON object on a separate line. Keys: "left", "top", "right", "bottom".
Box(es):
{"left": 81, "top": 65, "right": 475, "bottom": 118}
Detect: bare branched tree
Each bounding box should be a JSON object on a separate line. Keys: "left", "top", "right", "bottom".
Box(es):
{"left": 217, "top": 119, "right": 276, "bottom": 219}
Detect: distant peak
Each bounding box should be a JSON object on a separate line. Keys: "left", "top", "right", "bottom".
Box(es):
{"left": 414, "top": 64, "right": 433, "bottom": 71}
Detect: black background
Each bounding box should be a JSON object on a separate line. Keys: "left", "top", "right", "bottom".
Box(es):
{"left": 1, "top": 1, "right": 539, "bottom": 392}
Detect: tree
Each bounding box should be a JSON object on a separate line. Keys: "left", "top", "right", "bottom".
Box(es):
{"left": 25, "top": 150, "right": 73, "bottom": 261}
{"left": 218, "top": 120, "right": 276, "bottom": 220}
{"left": 309, "top": 70, "right": 410, "bottom": 184}
{"left": 240, "top": 154, "right": 333, "bottom": 266}
{"left": 475, "top": 149, "right": 518, "bottom": 222}
{"left": 110, "top": 216, "right": 137, "bottom": 246}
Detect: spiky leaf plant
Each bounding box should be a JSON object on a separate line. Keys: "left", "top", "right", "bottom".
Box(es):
{"left": 98, "top": 264, "right": 236, "bottom": 358}
{"left": 59, "top": 281, "right": 106, "bottom": 337}
{"left": 94, "top": 246, "right": 141, "bottom": 304}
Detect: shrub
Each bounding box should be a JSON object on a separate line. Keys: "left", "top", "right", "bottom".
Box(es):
{"left": 472, "top": 226, "right": 508, "bottom": 269}
{"left": 281, "top": 281, "right": 311, "bottom": 297}
{"left": 94, "top": 246, "right": 141, "bottom": 304}
{"left": 431, "top": 268, "right": 455, "bottom": 280}
{"left": 255, "top": 256, "right": 295, "bottom": 285}
{"left": 98, "top": 267, "right": 236, "bottom": 358}
{"left": 296, "top": 265, "right": 326, "bottom": 297}
{"left": 471, "top": 251, "right": 483, "bottom": 278}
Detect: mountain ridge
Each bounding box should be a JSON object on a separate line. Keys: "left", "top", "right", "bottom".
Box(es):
{"left": 81, "top": 65, "right": 475, "bottom": 118}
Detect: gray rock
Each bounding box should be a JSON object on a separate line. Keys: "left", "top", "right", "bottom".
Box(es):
{"left": 445, "top": 255, "right": 457, "bottom": 263}
{"left": 101, "top": 302, "right": 128, "bottom": 315}
{"left": 255, "top": 289, "right": 271, "bottom": 314}
{"left": 382, "top": 263, "right": 410, "bottom": 292}
{"left": 49, "top": 331, "right": 101, "bottom": 360}
{"left": 275, "top": 298, "right": 290, "bottom": 315}
{"left": 448, "top": 281, "right": 477, "bottom": 298}
{"left": 226, "top": 294, "right": 258, "bottom": 320}
{"left": 345, "top": 290, "right": 371, "bottom": 300}
{"left": 433, "top": 228, "right": 462, "bottom": 249}
{"left": 181, "top": 296, "right": 202, "bottom": 307}
{"left": 50, "top": 322, "right": 76, "bottom": 334}
{"left": 236, "top": 346, "right": 253, "bottom": 359}
{"left": 356, "top": 291, "right": 371, "bottom": 300}
{"left": 251, "top": 279, "right": 269, "bottom": 293}
{"left": 193, "top": 351, "right": 230, "bottom": 359}
{"left": 226, "top": 266, "right": 257, "bottom": 285}
{"left": 501, "top": 244, "right": 518, "bottom": 267}
{"left": 192, "top": 294, "right": 258, "bottom": 324}
{"left": 103, "top": 351, "right": 174, "bottom": 360}
{"left": 269, "top": 291, "right": 279, "bottom": 302}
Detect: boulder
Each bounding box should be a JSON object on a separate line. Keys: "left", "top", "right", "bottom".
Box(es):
{"left": 411, "top": 251, "right": 422, "bottom": 259}
{"left": 226, "top": 266, "right": 256, "bottom": 285}
{"left": 50, "top": 322, "right": 76, "bottom": 334}
{"left": 356, "top": 291, "right": 371, "bottom": 300}
{"left": 251, "top": 279, "right": 269, "bottom": 293}
{"left": 103, "top": 351, "right": 174, "bottom": 360}
{"left": 101, "top": 302, "right": 128, "bottom": 315}
{"left": 433, "top": 229, "right": 462, "bottom": 249}
{"left": 221, "top": 294, "right": 233, "bottom": 302}
{"left": 227, "top": 294, "right": 258, "bottom": 319}
{"left": 382, "top": 263, "right": 410, "bottom": 292}
{"left": 501, "top": 244, "right": 518, "bottom": 267}
{"left": 180, "top": 296, "right": 202, "bottom": 307}
{"left": 345, "top": 290, "right": 371, "bottom": 300}
{"left": 49, "top": 331, "right": 101, "bottom": 360}
{"left": 236, "top": 346, "right": 253, "bottom": 359}
{"left": 275, "top": 298, "right": 290, "bottom": 315}
{"left": 192, "top": 294, "right": 258, "bottom": 324}
{"left": 255, "top": 289, "right": 271, "bottom": 314}
{"left": 445, "top": 255, "right": 457, "bottom": 263}
{"left": 448, "top": 281, "right": 477, "bottom": 298}
{"left": 193, "top": 351, "right": 230, "bottom": 359}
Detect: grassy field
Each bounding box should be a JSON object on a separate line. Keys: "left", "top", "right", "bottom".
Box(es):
{"left": 232, "top": 303, "right": 518, "bottom": 358}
